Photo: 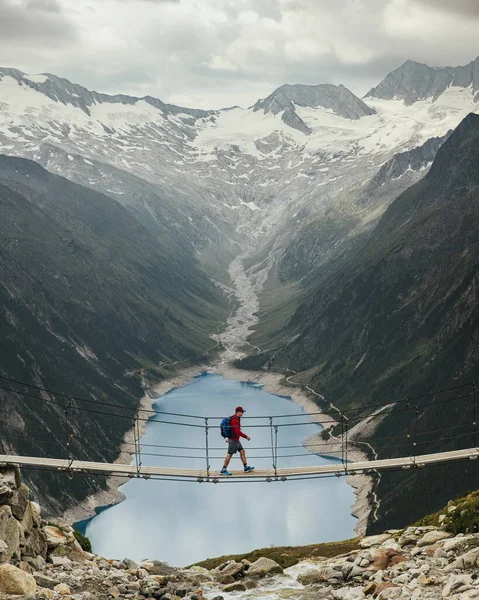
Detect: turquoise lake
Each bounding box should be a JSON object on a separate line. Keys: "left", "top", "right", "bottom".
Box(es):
{"left": 83, "top": 373, "right": 356, "bottom": 566}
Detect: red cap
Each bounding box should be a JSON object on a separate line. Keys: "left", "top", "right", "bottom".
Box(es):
{"left": 235, "top": 406, "right": 245, "bottom": 414}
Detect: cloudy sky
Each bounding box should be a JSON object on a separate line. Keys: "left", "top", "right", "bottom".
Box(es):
{"left": 1, "top": 0, "right": 479, "bottom": 109}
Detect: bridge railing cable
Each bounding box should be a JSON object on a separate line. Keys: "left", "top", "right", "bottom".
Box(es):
{"left": 1, "top": 373, "right": 479, "bottom": 482}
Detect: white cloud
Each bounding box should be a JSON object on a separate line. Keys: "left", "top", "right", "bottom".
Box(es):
{"left": 1, "top": 0, "right": 478, "bottom": 109}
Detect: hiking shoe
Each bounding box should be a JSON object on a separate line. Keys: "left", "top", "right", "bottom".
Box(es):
{"left": 244, "top": 465, "right": 255, "bottom": 472}
{"left": 220, "top": 468, "right": 232, "bottom": 476}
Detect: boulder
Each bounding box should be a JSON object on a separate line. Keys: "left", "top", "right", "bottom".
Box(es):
{"left": 417, "top": 530, "right": 452, "bottom": 547}
{"left": 370, "top": 548, "right": 406, "bottom": 571}
{"left": 443, "top": 535, "right": 479, "bottom": 553}
{"left": 23, "top": 524, "right": 48, "bottom": 559}
{"left": 49, "top": 539, "right": 90, "bottom": 562}
{"left": 34, "top": 573, "right": 60, "bottom": 589}
{"left": 122, "top": 558, "right": 138, "bottom": 570}
{"left": 453, "top": 547, "right": 479, "bottom": 569}
{"left": 246, "top": 557, "right": 283, "bottom": 578}
{"left": 360, "top": 534, "right": 392, "bottom": 549}
{"left": 0, "top": 484, "right": 13, "bottom": 502}
{"left": 298, "top": 568, "right": 343, "bottom": 585}
{"left": 222, "top": 581, "right": 246, "bottom": 592}
{"left": 442, "top": 574, "right": 473, "bottom": 598}
{"left": 0, "top": 563, "right": 37, "bottom": 595}
{"left": 215, "top": 574, "right": 234, "bottom": 585}
{"left": 219, "top": 561, "right": 244, "bottom": 579}
{"left": 0, "top": 504, "right": 22, "bottom": 562}
{"left": 7, "top": 483, "right": 30, "bottom": 520}
{"left": 0, "top": 467, "right": 21, "bottom": 490}
{"left": 50, "top": 556, "right": 72, "bottom": 566}
{"left": 43, "top": 525, "right": 68, "bottom": 548}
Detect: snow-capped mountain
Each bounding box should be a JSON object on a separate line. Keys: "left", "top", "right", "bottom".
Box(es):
{"left": 367, "top": 57, "right": 479, "bottom": 105}
{"left": 0, "top": 58, "right": 478, "bottom": 263}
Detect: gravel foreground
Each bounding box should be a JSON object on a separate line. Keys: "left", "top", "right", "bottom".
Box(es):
{"left": 2, "top": 463, "right": 479, "bottom": 600}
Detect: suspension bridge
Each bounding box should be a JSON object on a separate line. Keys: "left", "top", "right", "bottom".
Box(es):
{"left": 0, "top": 375, "right": 477, "bottom": 484}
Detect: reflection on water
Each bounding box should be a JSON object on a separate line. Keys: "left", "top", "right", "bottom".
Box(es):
{"left": 84, "top": 373, "right": 356, "bottom": 566}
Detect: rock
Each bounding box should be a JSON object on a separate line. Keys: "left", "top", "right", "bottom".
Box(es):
{"left": 222, "top": 581, "right": 246, "bottom": 592}
{"left": 363, "top": 582, "right": 377, "bottom": 595}
{"left": 359, "top": 558, "right": 371, "bottom": 568}
{"left": 211, "top": 596, "right": 224, "bottom": 600}
{"left": 50, "top": 556, "right": 72, "bottom": 566}
{"left": 215, "top": 574, "right": 234, "bottom": 585}
{"left": 370, "top": 548, "right": 406, "bottom": 571}
{"left": 7, "top": 483, "right": 30, "bottom": 520}
{"left": 34, "top": 574, "right": 60, "bottom": 589}
{"left": 0, "top": 563, "right": 37, "bottom": 595}
{"left": 19, "top": 560, "right": 33, "bottom": 574}
{"left": 24, "top": 555, "right": 45, "bottom": 571}
{"left": 43, "top": 525, "right": 68, "bottom": 548}
{"left": 217, "top": 561, "right": 233, "bottom": 571}
{"left": 23, "top": 525, "right": 48, "bottom": 559}
{"left": 417, "top": 574, "right": 434, "bottom": 585}
{"left": 453, "top": 547, "right": 479, "bottom": 569}
{"left": 360, "top": 534, "right": 392, "bottom": 549}
{"left": 140, "top": 560, "right": 176, "bottom": 575}
{"left": 54, "top": 582, "right": 71, "bottom": 595}
{"left": 378, "top": 588, "right": 402, "bottom": 600}
{"left": 244, "top": 579, "right": 258, "bottom": 589}
{"left": 433, "top": 547, "right": 447, "bottom": 559}
{"left": 298, "top": 567, "right": 343, "bottom": 585}
{"left": 219, "top": 561, "right": 243, "bottom": 579}
{"left": 331, "top": 587, "right": 366, "bottom": 600}
{"left": 417, "top": 531, "right": 452, "bottom": 547}
{"left": 246, "top": 557, "right": 283, "bottom": 578}
{"left": 31, "top": 501, "right": 41, "bottom": 518}
{"left": 443, "top": 535, "right": 479, "bottom": 553}
{"left": 0, "top": 504, "right": 22, "bottom": 562}
{"left": 0, "top": 484, "right": 14, "bottom": 502}
{"left": 49, "top": 539, "right": 90, "bottom": 562}
{"left": 442, "top": 574, "right": 473, "bottom": 597}
{"left": 122, "top": 558, "right": 138, "bottom": 570}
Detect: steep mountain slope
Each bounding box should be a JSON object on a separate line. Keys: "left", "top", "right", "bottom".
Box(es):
{"left": 0, "top": 155, "right": 228, "bottom": 512}
{"left": 250, "top": 113, "right": 479, "bottom": 528}
{"left": 368, "top": 57, "right": 479, "bottom": 104}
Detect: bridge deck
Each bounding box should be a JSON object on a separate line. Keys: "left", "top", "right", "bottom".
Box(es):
{"left": 1, "top": 447, "right": 478, "bottom": 481}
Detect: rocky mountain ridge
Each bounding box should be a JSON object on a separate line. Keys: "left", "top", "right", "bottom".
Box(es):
{"left": 367, "top": 57, "right": 479, "bottom": 105}
{"left": 253, "top": 83, "right": 376, "bottom": 134}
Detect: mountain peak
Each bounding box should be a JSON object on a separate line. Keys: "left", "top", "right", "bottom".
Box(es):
{"left": 0, "top": 67, "right": 212, "bottom": 120}
{"left": 366, "top": 57, "right": 479, "bottom": 105}
{"left": 253, "top": 83, "right": 375, "bottom": 135}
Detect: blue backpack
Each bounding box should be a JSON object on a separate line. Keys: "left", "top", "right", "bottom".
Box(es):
{"left": 220, "top": 416, "right": 233, "bottom": 438}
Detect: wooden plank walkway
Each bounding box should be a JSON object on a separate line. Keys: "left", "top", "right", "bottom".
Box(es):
{"left": 1, "top": 447, "right": 478, "bottom": 481}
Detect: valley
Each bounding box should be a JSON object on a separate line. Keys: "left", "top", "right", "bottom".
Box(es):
{"left": 1, "top": 55, "right": 479, "bottom": 535}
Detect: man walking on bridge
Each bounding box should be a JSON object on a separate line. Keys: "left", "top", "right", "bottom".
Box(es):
{"left": 221, "top": 407, "right": 255, "bottom": 476}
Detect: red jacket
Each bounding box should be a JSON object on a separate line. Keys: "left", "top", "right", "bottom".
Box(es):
{"left": 230, "top": 415, "right": 248, "bottom": 441}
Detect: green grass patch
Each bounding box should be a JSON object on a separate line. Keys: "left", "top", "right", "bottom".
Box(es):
{"left": 190, "top": 538, "right": 360, "bottom": 570}
{"left": 415, "top": 490, "right": 479, "bottom": 535}
{"left": 74, "top": 529, "right": 92, "bottom": 553}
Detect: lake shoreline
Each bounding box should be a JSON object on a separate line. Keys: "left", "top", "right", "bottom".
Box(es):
{"left": 61, "top": 363, "right": 373, "bottom": 537}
